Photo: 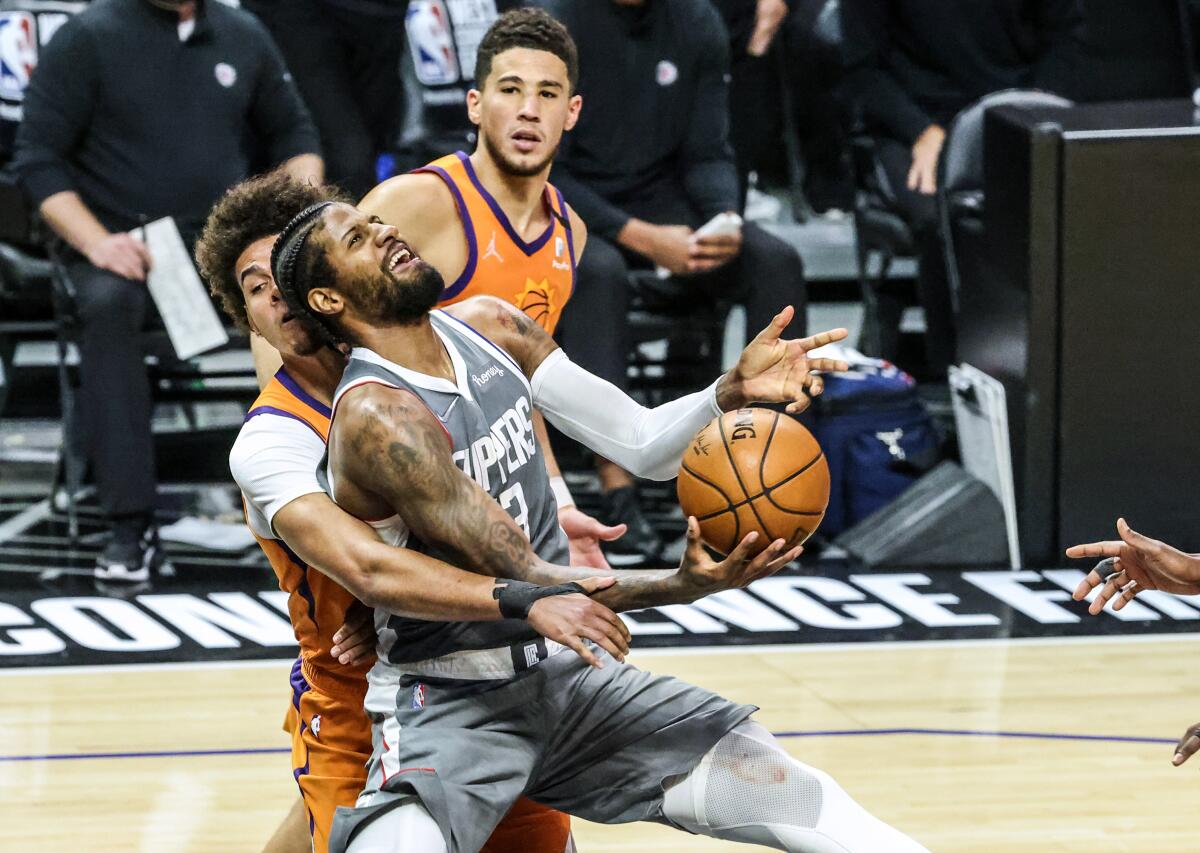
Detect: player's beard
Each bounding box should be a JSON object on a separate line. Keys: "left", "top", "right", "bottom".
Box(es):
{"left": 353, "top": 260, "right": 446, "bottom": 326}
{"left": 483, "top": 131, "right": 557, "bottom": 178}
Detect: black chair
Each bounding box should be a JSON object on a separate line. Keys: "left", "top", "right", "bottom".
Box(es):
{"left": 937, "top": 90, "right": 1072, "bottom": 317}
{"left": 847, "top": 131, "right": 915, "bottom": 360}
{"left": 0, "top": 175, "right": 259, "bottom": 541}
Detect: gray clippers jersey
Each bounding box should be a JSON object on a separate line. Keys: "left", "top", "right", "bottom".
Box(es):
{"left": 325, "top": 309, "right": 568, "bottom": 665}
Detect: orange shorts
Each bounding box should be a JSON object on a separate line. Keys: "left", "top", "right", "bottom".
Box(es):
{"left": 283, "top": 659, "right": 572, "bottom": 853}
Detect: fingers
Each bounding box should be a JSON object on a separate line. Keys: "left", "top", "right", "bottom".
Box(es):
{"left": 741, "top": 538, "right": 787, "bottom": 583}
{"left": 1110, "top": 578, "right": 1140, "bottom": 612}
{"left": 1071, "top": 561, "right": 1112, "bottom": 601}
{"left": 723, "top": 530, "right": 761, "bottom": 568}
{"left": 797, "top": 328, "right": 849, "bottom": 352}
{"left": 681, "top": 516, "right": 707, "bottom": 566}
{"left": 806, "top": 357, "right": 851, "bottom": 373}
{"left": 906, "top": 161, "right": 921, "bottom": 192}
{"left": 765, "top": 544, "right": 804, "bottom": 574}
{"left": 1174, "top": 725, "right": 1200, "bottom": 766}
{"left": 330, "top": 621, "right": 375, "bottom": 665}
{"left": 562, "top": 635, "right": 603, "bottom": 670}
{"left": 576, "top": 575, "right": 618, "bottom": 594}
{"left": 1065, "top": 541, "right": 1123, "bottom": 559}
{"left": 751, "top": 306, "right": 795, "bottom": 344}
{"left": 1117, "top": 517, "right": 1162, "bottom": 555}
{"left": 580, "top": 622, "right": 629, "bottom": 663}
{"left": 593, "top": 522, "right": 627, "bottom": 542}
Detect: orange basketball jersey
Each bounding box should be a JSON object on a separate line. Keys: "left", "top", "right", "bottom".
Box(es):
{"left": 244, "top": 369, "right": 374, "bottom": 693}
{"left": 416, "top": 151, "right": 576, "bottom": 333}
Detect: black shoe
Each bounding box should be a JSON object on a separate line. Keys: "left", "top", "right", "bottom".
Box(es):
{"left": 95, "top": 526, "right": 170, "bottom": 582}
{"left": 598, "top": 485, "right": 664, "bottom": 566}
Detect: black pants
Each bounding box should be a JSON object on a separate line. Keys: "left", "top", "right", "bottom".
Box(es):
{"left": 558, "top": 184, "right": 807, "bottom": 391}
{"left": 67, "top": 259, "right": 159, "bottom": 519}
{"left": 246, "top": 0, "right": 406, "bottom": 197}
{"left": 873, "top": 135, "right": 956, "bottom": 375}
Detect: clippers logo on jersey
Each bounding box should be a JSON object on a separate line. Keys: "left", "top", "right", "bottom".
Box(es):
{"left": 515, "top": 278, "right": 557, "bottom": 329}
{"left": 411, "top": 683, "right": 426, "bottom": 709}
{"left": 450, "top": 395, "right": 537, "bottom": 492}
{"left": 406, "top": 0, "right": 460, "bottom": 85}
{"left": 0, "top": 12, "right": 36, "bottom": 102}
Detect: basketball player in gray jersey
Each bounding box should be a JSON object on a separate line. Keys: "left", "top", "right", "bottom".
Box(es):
{"left": 273, "top": 201, "right": 930, "bottom": 853}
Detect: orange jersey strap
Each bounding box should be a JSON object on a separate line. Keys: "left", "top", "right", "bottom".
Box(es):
{"left": 415, "top": 151, "right": 576, "bottom": 333}
{"left": 243, "top": 369, "right": 372, "bottom": 690}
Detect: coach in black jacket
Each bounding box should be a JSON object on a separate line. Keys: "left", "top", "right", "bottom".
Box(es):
{"left": 13, "top": 0, "right": 322, "bottom": 580}
{"left": 536, "top": 0, "right": 807, "bottom": 565}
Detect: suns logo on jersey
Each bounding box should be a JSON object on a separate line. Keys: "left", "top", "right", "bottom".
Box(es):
{"left": 515, "top": 278, "right": 557, "bottom": 329}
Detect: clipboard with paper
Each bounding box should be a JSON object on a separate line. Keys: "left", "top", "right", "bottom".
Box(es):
{"left": 137, "top": 217, "right": 228, "bottom": 361}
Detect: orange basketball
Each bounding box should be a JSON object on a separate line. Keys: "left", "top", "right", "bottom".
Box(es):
{"left": 677, "top": 408, "right": 830, "bottom": 555}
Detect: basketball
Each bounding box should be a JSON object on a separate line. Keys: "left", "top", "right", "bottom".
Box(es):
{"left": 677, "top": 408, "right": 830, "bottom": 555}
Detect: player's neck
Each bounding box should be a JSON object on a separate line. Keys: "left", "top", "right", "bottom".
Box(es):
{"left": 352, "top": 316, "right": 455, "bottom": 383}
{"left": 280, "top": 347, "right": 346, "bottom": 406}
{"left": 468, "top": 150, "right": 550, "bottom": 237}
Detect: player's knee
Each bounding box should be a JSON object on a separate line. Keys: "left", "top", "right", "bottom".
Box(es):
{"left": 344, "top": 801, "right": 447, "bottom": 853}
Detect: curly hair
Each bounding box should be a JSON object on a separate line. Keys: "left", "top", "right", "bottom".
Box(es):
{"left": 475, "top": 7, "right": 578, "bottom": 94}
{"left": 195, "top": 170, "right": 346, "bottom": 331}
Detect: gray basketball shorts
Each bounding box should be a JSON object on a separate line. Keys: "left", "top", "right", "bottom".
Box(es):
{"left": 327, "top": 647, "right": 756, "bottom": 853}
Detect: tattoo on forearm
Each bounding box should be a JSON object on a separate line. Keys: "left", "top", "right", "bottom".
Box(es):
{"left": 345, "top": 392, "right": 537, "bottom": 578}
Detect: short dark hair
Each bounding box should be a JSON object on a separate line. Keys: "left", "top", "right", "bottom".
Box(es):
{"left": 474, "top": 7, "right": 578, "bottom": 94}
{"left": 195, "top": 170, "right": 345, "bottom": 331}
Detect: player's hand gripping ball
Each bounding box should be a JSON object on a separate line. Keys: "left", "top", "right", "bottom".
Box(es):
{"left": 678, "top": 408, "right": 830, "bottom": 555}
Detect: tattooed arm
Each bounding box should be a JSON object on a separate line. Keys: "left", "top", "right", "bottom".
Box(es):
{"left": 329, "top": 384, "right": 799, "bottom": 612}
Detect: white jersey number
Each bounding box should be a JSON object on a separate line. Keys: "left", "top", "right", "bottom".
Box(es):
{"left": 498, "top": 482, "right": 531, "bottom": 536}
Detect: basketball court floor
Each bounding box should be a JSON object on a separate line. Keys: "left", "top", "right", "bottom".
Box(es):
{"left": 2, "top": 483, "right": 1198, "bottom": 852}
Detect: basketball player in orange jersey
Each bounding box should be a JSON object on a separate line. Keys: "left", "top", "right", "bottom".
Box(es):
{"left": 359, "top": 9, "right": 624, "bottom": 568}
{"left": 196, "top": 171, "right": 802, "bottom": 853}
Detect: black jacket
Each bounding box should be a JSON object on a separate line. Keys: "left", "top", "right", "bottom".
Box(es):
{"left": 14, "top": 0, "right": 320, "bottom": 242}
{"left": 540, "top": 0, "right": 739, "bottom": 240}
{"left": 840, "top": 0, "right": 1084, "bottom": 144}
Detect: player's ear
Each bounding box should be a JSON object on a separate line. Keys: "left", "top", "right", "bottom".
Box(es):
{"left": 564, "top": 93, "right": 582, "bottom": 132}
{"left": 307, "top": 287, "right": 342, "bottom": 317}
{"left": 466, "top": 87, "right": 483, "bottom": 127}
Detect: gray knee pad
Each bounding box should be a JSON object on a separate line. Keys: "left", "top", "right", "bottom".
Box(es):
{"left": 661, "top": 720, "right": 929, "bottom": 853}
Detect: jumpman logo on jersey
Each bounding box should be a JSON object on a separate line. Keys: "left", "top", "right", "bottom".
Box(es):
{"left": 483, "top": 231, "right": 504, "bottom": 264}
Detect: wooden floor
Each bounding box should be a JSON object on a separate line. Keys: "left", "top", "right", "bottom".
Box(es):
{"left": 3, "top": 635, "right": 1197, "bottom": 852}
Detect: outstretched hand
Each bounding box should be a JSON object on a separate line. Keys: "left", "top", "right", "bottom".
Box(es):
{"left": 716, "top": 306, "right": 850, "bottom": 415}
{"left": 1068, "top": 517, "right": 1200, "bottom": 614}
{"left": 676, "top": 516, "right": 803, "bottom": 601}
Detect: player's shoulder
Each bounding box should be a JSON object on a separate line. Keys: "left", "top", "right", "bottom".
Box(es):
{"left": 563, "top": 201, "right": 588, "bottom": 255}
{"left": 228, "top": 412, "right": 324, "bottom": 489}
{"left": 443, "top": 295, "right": 523, "bottom": 336}
{"left": 336, "top": 379, "right": 443, "bottom": 437}
{"left": 360, "top": 172, "right": 456, "bottom": 227}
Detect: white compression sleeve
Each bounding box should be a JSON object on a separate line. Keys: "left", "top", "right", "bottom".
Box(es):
{"left": 660, "top": 720, "right": 930, "bottom": 853}
{"left": 530, "top": 349, "right": 724, "bottom": 481}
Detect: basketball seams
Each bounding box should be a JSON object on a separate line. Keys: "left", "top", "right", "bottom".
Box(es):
{"left": 718, "top": 413, "right": 772, "bottom": 537}
{"left": 678, "top": 462, "right": 740, "bottom": 551}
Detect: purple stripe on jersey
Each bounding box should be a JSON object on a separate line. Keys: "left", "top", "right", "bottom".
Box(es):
{"left": 243, "top": 406, "right": 325, "bottom": 440}
{"left": 555, "top": 186, "right": 577, "bottom": 299}
{"left": 413, "top": 162, "right": 479, "bottom": 301}
{"left": 275, "top": 368, "right": 332, "bottom": 419}
{"left": 289, "top": 657, "right": 309, "bottom": 711}
{"left": 456, "top": 151, "right": 555, "bottom": 256}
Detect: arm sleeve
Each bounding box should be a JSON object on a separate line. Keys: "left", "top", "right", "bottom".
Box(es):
{"left": 839, "top": 0, "right": 933, "bottom": 144}
{"left": 680, "top": 7, "right": 740, "bottom": 219}
{"left": 229, "top": 415, "right": 328, "bottom": 539}
{"left": 12, "top": 20, "right": 99, "bottom": 207}
{"left": 245, "top": 19, "right": 323, "bottom": 166}
{"left": 530, "top": 349, "right": 722, "bottom": 481}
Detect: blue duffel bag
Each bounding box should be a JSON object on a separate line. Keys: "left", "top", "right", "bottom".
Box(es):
{"left": 811, "top": 358, "right": 940, "bottom": 537}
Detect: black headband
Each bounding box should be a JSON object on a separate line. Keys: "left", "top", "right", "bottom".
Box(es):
{"left": 270, "top": 201, "right": 334, "bottom": 310}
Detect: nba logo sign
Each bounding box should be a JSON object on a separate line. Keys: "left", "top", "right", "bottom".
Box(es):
{"left": 406, "top": 0, "right": 459, "bottom": 86}
{"left": 0, "top": 12, "right": 37, "bottom": 103}
{"left": 411, "top": 682, "right": 426, "bottom": 709}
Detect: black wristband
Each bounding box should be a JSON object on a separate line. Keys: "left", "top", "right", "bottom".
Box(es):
{"left": 493, "top": 579, "right": 587, "bottom": 619}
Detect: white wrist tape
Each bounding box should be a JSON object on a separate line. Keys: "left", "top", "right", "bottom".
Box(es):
{"left": 530, "top": 349, "right": 723, "bottom": 482}
{"left": 550, "top": 475, "right": 575, "bottom": 510}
